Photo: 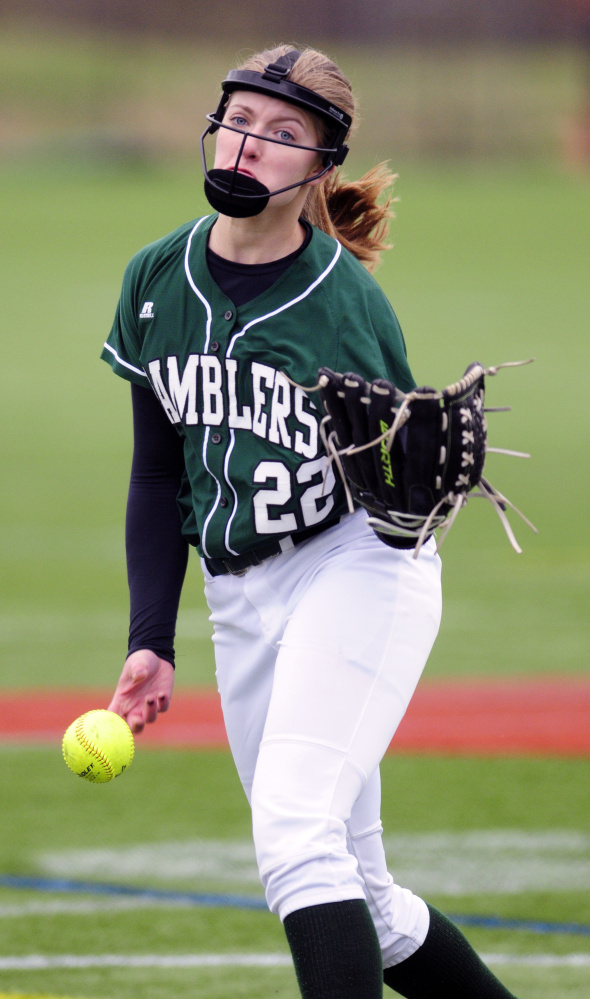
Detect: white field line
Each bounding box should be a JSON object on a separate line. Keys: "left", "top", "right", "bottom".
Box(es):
{"left": 39, "top": 830, "right": 590, "bottom": 896}
{"left": 0, "top": 897, "right": 199, "bottom": 918}
{"left": 0, "top": 954, "right": 292, "bottom": 969}
{"left": 482, "top": 954, "right": 590, "bottom": 967}
{"left": 0, "top": 953, "right": 589, "bottom": 971}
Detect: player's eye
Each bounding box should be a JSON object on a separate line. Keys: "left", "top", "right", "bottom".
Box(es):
{"left": 230, "top": 114, "right": 248, "bottom": 129}
{"left": 277, "top": 129, "right": 295, "bottom": 142}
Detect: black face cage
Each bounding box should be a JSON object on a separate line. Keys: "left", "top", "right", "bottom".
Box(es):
{"left": 200, "top": 50, "right": 351, "bottom": 216}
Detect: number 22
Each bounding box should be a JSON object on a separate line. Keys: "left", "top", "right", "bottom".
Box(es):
{"left": 252, "top": 457, "right": 336, "bottom": 534}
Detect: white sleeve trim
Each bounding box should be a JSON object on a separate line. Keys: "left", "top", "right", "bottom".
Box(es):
{"left": 102, "top": 341, "right": 147, "bottom": 378}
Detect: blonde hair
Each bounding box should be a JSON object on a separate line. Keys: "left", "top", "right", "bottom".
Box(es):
{"left": 236, "top": 45, "right": 395, "bottom": 271}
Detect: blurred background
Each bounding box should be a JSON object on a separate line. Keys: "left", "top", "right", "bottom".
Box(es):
{"left": 1, "top": 5, "right": 589, "bottom": 998}
{"left": 3, "top": 0, "right": 590, "bottom": 163}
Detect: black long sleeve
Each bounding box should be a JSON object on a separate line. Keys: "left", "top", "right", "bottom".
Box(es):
{"left": 126, "top": 382, "right": 189, "bottom": 666}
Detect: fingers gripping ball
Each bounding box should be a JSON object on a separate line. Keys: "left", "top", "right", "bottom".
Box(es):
{"left": 62, "top": 709, "right": 135, "bottom": 783}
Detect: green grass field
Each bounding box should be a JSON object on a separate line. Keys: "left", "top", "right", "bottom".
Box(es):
{"left": 1, "top": 750, "right": 589, "bottom": 997}
{"left": 1, "top": 24, "right": 590, "bottom": 999}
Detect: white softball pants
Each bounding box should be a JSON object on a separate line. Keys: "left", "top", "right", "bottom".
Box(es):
{"left": 202, "top": 509, "right": 442, "bottom": 967}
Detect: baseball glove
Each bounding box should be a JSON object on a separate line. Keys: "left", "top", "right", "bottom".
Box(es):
{"left": 317, "top": 360, "right": 536, "bottom": 557}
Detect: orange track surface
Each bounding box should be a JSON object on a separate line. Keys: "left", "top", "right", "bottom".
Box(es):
{"left": 1, "top": 678, "right": 589, "bottom": 755}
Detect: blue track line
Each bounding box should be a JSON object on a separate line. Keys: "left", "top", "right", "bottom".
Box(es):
{"left": 447, "top": 912, "right": 590, "bottom": 937}
{"left": 0, "top": 875, "right": 267, "bottom": 911}
{"left": 1, "top": 875, "right": 589, "bottom": 936}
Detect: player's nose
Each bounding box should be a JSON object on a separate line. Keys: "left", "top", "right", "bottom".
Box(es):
{"left": 241, "top": 132, "right": 263, "bottom": 158}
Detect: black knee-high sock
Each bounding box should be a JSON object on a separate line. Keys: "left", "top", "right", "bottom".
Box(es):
{"left": 383, "top": 905, "right": 518, "bottom": 999}
{"left": 284, "top": 899, "right": 383, "bottom": 999}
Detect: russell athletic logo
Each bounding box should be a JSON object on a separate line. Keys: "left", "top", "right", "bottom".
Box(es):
{"left": 140, "top": 301, "right": 155, "bottom": 319}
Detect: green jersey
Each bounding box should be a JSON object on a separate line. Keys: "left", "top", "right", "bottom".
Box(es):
{"left": 102, "top": 214, "right": 415, "bottom": 559}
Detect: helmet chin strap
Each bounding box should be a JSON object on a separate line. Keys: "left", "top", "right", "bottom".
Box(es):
{"left": 201, "top": 126, "right": 336, "bottom": 219}
{"left": 204, "top": 169, "right": 271, "bottom": 218}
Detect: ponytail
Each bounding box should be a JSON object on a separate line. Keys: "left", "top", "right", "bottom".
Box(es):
{"left": 302, "top": 163, "right": 396, "bottom": 272}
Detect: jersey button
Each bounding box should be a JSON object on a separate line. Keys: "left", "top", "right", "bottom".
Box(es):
{"left": 210, "top": 340, "right": 220, "bottom": 352}
{"left": 224, "top": 309, "right": 233, "bottom": 321}
{"left": 219, "top": 496, "right": 229, "bottom": 508}
{"left": 211, "top": 432, "right": 222, "bottom": 444}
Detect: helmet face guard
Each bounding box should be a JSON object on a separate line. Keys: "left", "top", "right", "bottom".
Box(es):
{"left": 201, "top": 50, "right": 351, "bottom": 218}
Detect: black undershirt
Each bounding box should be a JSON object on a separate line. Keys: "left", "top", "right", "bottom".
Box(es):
{"left": 206, "top": 220, "right": 312, "bottom": 305}
{"left": 126, "top": 226, "right": 312, "bottom": 665}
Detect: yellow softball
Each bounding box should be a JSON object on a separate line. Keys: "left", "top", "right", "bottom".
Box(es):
{"left": 62, "top": 709, "right": 134, "bottom": 783}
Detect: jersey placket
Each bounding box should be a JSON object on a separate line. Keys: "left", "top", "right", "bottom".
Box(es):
{"left": 199, "top": 304, "right": 240, "bottom": 558}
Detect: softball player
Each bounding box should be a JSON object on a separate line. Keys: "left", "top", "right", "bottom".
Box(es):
{"left": 103, "top": 45, "right": 520, "bottom": 999}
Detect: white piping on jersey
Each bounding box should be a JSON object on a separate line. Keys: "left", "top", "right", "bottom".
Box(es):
{"left": 200, "top": 426, "right": 225, "bottom": 560}
{"left": 223, "top": 430, "right": 241, "bottom": 555}
{"left": 184, "top": 222, "right": 342, "bottom": 556}
{"left": 226, "top": 240, "right": 342, "bottom": 359}
{"left": 102, "top": 341, "right": 147, "bottom": 378}
{"left": 184, "top": 217, "right": 213, "bottom": 352}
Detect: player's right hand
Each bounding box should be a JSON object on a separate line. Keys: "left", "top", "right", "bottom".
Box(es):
{"left": 108, "top": 650, "right": 174, "bottom": 735}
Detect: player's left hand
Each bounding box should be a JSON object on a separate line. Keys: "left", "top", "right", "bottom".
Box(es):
{"left": 108, "top": 650, "right": 174, "bottom": 735}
